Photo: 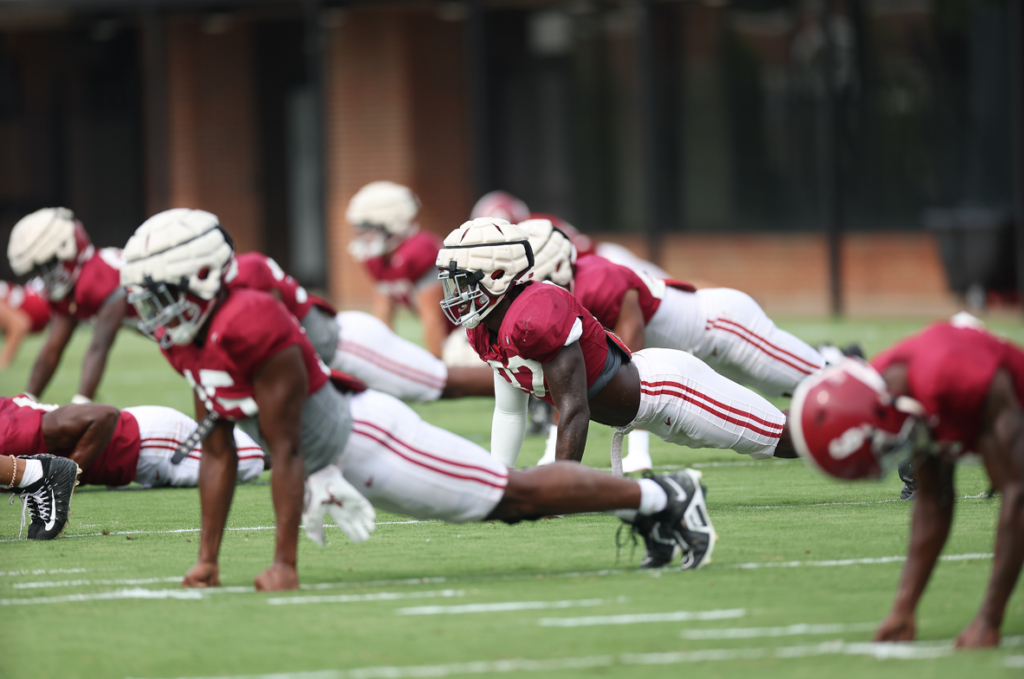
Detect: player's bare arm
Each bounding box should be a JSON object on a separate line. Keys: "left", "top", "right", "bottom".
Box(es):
{"left": 26, "top": 313, "right": 77, "bottom": 398}
{"left": 0, "top": 299, "right": 32, "bottom": 368}
{"left": 542, "top": 341, "right": 591, "bottom": 462}
{"left": 77, "top": 288, "right": 128, "bottom": 400}
{"left": 251, "top": 344, "right": 309, "bottom": 592}
{"left": 613, "top": 289, "right": 645, "bottom": 351}
{"left": 183, "top": 392, "right": 238, "bottom": 589}
{"left": 41, "top": 403, "right": 119, "bottom": 470}
{"left": 417, "top": 282, "right": 447, "bottom": 358}
{"left": 957, "top": 369, "right": 1024, "bottom": 648}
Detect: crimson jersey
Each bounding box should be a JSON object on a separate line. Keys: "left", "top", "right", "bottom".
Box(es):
{"left": 467, "top": 283, "right": 612, "bottom": 405}
{"left": 364, "top": 229, "right": 444, "bottom": 310}
{"left": 0, "top": 281, "right": 50, "bottom": 332}
{"left": 0, "top": 397, "right": 141, "bottom": 486}
{"left": 230, "top": 253, "right": 313, "bottom": 320}
{"left": 572, "top": 256, "right": 696, "bottom": 331}
{"left": 871, "top": 323, "right": 1024, "bottom": 451}
{"left": 49, "top": 249, "right": 137, "bottom": 323}
{"left": 161, "top": 289, "right": 329, "bottom": 420}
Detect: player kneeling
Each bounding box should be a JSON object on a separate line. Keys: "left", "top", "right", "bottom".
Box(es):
{"left": 791, "top": 323, "right": 1024, "bottom": 649}
{"left": 120, "top": 210, "right": 715, "bottom": 592}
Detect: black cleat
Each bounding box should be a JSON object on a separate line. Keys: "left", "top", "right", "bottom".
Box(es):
{"left": 13, "top": 455, "right": 81, "bottom": 540}
{"left": 898, "top": 459, "right": 917, "bottom": 501}
{"left": 627, "top": 469, "right": 717, "bottom": 570}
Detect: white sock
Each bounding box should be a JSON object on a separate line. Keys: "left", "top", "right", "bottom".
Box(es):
{"left": 627, "top": 429, "right": 649, "bottom": 457}
{"left": 17, "top": 460, "right": 43, "bottom": 488}
{"left": 637, "top": 478, "right": 668, "bottom": 515}
{"left": 540, "top": 424, "right": 558, "bottom": 461}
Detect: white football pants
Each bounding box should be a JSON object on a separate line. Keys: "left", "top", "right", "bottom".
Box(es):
{"left": 332, "top": 311, "right": 448, "bottom": 402}
{"left": 624, "top": 349, "right": 786, "bottom": 459}
{"left": 338, "top": 390, "right": 508, "bottom": 523}
{"left": 645, "top": 288, "right": 824, "bottom": 396}
{"left": 126, "top": 406, "right": 265, "bottom": 488}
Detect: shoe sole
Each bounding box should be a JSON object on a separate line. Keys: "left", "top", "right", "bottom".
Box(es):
{"left": 681, "top": 469, "right": 716, "bottom": 569}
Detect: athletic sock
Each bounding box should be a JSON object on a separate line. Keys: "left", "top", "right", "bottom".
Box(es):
{"left": 637, "top": 478, "right": 668, "bottom": 515}
{"left": 17, "top": 460, "right": 43, "bottom": 488}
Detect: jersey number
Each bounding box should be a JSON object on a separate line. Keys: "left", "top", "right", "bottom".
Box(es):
{"left": 184, "top": 369, "right": 259, "bottom": 417}
{"left": 488, "top": 356, "right": 547, "bottom": 398}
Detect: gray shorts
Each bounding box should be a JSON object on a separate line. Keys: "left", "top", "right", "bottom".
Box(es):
{"left": 236, "top": 382, "right": 352, "bottom": 477}
{"left": 300, "top": 307, "right": 341, "bottom": 366}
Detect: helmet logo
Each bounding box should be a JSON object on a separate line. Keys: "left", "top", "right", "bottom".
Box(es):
{"left": 829, "top": 425, "right": 869, "bottom": 459}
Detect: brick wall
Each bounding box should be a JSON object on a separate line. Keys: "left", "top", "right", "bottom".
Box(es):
{"left": 323, "top": 8, "right": 470, "bottom": 307}
{"left": 165, "top": 16, "right": 263, "bottom": 254}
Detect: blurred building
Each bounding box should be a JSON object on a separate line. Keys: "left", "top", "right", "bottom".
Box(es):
{"left": 0, "top": 0, "right": 1020, "bottom": 315}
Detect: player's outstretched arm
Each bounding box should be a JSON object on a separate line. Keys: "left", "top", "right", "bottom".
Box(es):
{"left": 613, "top": 289, "right": 646, "bottom": 351}
{"left": 875, "top": 452, "right": 955, "bottom": 643}
{"left": 183, "top": 394, "right": 237, "bottom": 589}
{"left": 0, "top": 300, "right": 32, "bottom": 369}
{"left": 491, "top": 374, "right": 529, "bottom": 466}
{"left": 958, "top": 369, "right": 1024, "bottom": 648}
{"left": 252, "top": 344, "right": 308, "bottom": 592}
{"left": 26, "top": 313, "right": 77, "bottom": 399}
{"left": 41, "top": 403, "right": 119, "bottom": 470}
{"left": 76, "top": 289, "right": 128, "bottom": 401}
{"left": 543, "top": 342, "right": 591, "bottom": 462}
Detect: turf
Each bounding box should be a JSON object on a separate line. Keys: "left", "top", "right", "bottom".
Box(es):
{"left": 1, "top": 315, "right": 1023, "bottom": 679}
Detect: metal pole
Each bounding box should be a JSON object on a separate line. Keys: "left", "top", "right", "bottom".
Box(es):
{"left": 820, "top": 0, "right": 843, "bottom": 316}
{"left": 1010, "top": 0, "right": 1024, "bottom": 304}
{"left": 465, "top": 0, "right": 489, "bottom": 199}
{"left": 639, "top": 0, "right": 661, "bottom": 265}
{"left": 141, "top": 10, "right": 169, "bottom": 215}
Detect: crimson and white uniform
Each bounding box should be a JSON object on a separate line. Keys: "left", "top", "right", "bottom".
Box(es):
{"left": 871, "top": 323, "right": 1024, "bottom": 454}
{"left": 573, "top": 256, "right": 824, "bottom": 396}
{"left": 0, "top": 397, "right": 263, "bottom": 487}
{"left": 231, "top": 252, "right": 313, "bottom": 320}
{"left": 364, "top": 230, "right": 446, "bottom": 312}
{"left": 161, "top": 288, "right": 506, "bottom": 521}
{"left": 0, "top": 281, "right": 50, "bottom": 332}
{"left": 49, "top": 248, "right": 138, "bottom": 325}
{"left": 470, "top": 282, "right": 784, "bottom": 458}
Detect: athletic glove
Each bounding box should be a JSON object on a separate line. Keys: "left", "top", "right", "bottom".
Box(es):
{"left": 302, "top": 464, "right": 376, "bottom": 546}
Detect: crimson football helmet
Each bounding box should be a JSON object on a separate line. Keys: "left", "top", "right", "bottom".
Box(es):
{"left": 470, "top": 191, "right": 530, "bottom": 225}
{"left": 790, "top": 359, "right": 930, "bottom": 480}
{"left": 8, "top": 208, "right": 94, "bottom": 301}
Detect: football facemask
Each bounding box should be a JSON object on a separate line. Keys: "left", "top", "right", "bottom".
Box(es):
{"left": 439, "top": 263, "right": 492, "bottom": 329}
{"left": 128, "top": 282, "right": 214, "bottom": 348}
{"left": 35, "top": 258, "right": 79, "bottom": 301}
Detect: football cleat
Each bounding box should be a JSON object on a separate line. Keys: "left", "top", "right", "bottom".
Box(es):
{"left": 12, "top": 454, "right": 81, "bottom": 540}
{"left": 630, "top": 469, "right": 716, "bottom": 570}
{"left": 898, "top": 459, "right": 917, "bottom": 501}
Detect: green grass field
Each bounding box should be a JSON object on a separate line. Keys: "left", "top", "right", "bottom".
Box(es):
{"left": 1, "top": 315, "right": 1023, "bottom": 679}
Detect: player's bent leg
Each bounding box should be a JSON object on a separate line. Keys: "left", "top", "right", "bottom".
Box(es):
{"left": 486, "top": 463, "right": 640, "bottom": 522}
{"left": 628, "top": 348, "right": 786, "bottom": 459}
{"left": 441, "top": 366, "right": 496, "bottom": 399}
{"left": 340, "top": 390, "right": 508, "bottom": 522}
{"left": 695, "top": 289, "right": 824, "bottom": 396}
{"left": 333, "top": 311, "right": 447, "bottom": 402}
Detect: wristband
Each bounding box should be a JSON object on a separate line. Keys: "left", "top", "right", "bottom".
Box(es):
{"left": 71, "top": 394, "right": 92, "bottom": 405}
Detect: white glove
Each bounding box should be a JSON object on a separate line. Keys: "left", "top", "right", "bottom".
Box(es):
{"left": 302, "top": 464, "right": 376, "bottom": 546}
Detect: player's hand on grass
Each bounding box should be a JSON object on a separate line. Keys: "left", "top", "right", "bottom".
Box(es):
{"left": 874, "top": 611, "right": 915, "bottom": 642}
{"left": 302, "top": 464, "right": 376, "bottom": 546}
{"left": 182, "top": 561, "right": 220, "bottom": 588}
{"left": 255, "top": 561, "right": 299, "bottom": 591}
{"left": 954, "top": 617, "right": 1000, "bottom": 648}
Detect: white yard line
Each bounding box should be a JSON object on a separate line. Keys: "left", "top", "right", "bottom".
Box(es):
{"left": 13, "top": 577, "right": 182, "bottom": 590}
{"left": 1, "top": 588, "right": 204, "bottom": 606}
{"left": 0, "top": 568, "right": 87, "bottom": 577}
{"left": 681, "top": 622, "right": 878, "bottom": 639}
{"left": 1006, "top": 655, "right": 1024, "bottom": 668}
{"left": 725, "top": 553, "right": 992, "bottom": 570}
{"left": 134, "top": 638, "right": 986, "bottom": 679}
{"left": 395, "top": 598, "right": 610, "bottom": 616}
{"left": 538, "top": 608, "right": 746, "bottom": 627}
{"left": 268, "top": 589, "right": 465, "bottom": 606}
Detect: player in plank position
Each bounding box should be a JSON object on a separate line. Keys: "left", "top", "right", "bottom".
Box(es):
{"left": 230, "top": 251, "right": 492, "bottom": 402}
{"left": 519, "top": 218, "right": 824, "bottom": 471}
{"left": 0, "top": 395, "right": 263, "bottom": 492}
{"left": 790, "top": 322, "right": 1024, "bottom": 649}
{"left": 7, "top": 207, "right": 138, "bottom": 404}
{"left": 347, "top": 181, "right": 462, "bottom": 360}
{"left": 0, "top": 279, "right": 50, "bottom": 368}
{"left": 121, "top": 209, "right": 722, "bottom": 589}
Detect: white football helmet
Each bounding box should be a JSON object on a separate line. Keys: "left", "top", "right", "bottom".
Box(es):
{"left": 120, "top": 208, "right": 238, "bottom": 348}
{"left": 517, "top": 218, "right": 576, "bottom": 288}
{"left": 436, "top": 218, "right": 534, "bottom": 328}
{"left": 8, "top": 207, "right": 94, "bottom": 301}
{"left": 346, "top": 181, "right": 421, "bottom": 261}
{"left": 470, "top": 190, "right": 530, "bottom": 224}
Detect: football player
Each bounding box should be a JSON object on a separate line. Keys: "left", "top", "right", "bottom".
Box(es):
{"left": 7, "top": 208, "right": 137, "bottom": 404}
{"left": 0, "top": 279, "right": 50, "bottom": 368}
{"left": 520, "top": 219, "right": 824, "bottom": 471}
{"left": 790, "top": 322, "right": 1024, "bottom": 649}
{"left": 230, "top": 252, "right": 492, "bottom": 402}
{"left": 0, "top": 395, "right": 264, "bottom": 490}
{"left": 121, "top": 208, "right": 721, "bottom": 588}
{"left": 346, "top": 181, "right": 455, "bottom": 359}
